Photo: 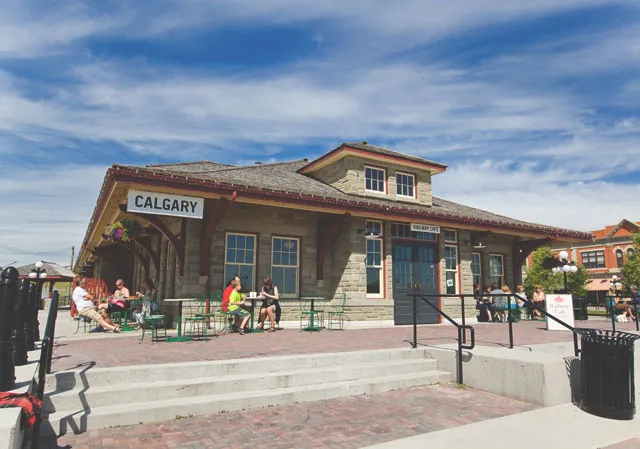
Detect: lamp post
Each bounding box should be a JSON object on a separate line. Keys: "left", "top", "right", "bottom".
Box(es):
{"left": 28, "top": 261, "right": 47, "bottom": 343}
{"left": 610, "top": 275, "right": 623, "bottom": 296}
{"left": 552, "top": 250, "right": 578, "bottom": 292}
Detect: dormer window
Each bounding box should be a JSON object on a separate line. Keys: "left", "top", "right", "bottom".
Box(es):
{"left": 396, "top": 172, "right": 415, "bottom": 198}
{"left": 365, "top": 166, "right": 386, "bottom": 194}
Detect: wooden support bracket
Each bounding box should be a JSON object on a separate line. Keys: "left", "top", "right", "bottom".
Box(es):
{"left": 200, "top": 193, "right": 237, "bottom": 292}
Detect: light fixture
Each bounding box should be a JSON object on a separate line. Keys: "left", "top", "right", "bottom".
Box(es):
{"left": 364, "top": 232, "right": 381, "bottom": 240}
{"left": 28, "top": 272, "right": 37, "bottom": 279}
{"left": 558, "top": 250, "right": 569, "bottom": 260}
{"left": 472, "top": 240, "right": 486, "bottom": 249}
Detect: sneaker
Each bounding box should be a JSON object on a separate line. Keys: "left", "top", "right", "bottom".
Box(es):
{"left": 239, "top": 329, "right": 245, "bottom": 335}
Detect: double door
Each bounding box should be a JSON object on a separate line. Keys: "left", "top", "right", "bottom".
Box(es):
{"left": 392, "top": 242, "right": 439, "bottom": 325}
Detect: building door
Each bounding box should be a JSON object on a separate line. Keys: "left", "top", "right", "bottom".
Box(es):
{"left": 392, "top": 242, "right": 439, "bottom": 325}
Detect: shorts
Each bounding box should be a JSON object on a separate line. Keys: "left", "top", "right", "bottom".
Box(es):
{"left": 107, "top": 303, "right": 125, "bottom": 314}
{"left": 79, "top": 306, "right": 102, "bottom": 322}
{"left": 261, "top": 302, "right": 276, "bottom": 312}
{"left": 229, "top": 308, "right": 250, "bottom": 318}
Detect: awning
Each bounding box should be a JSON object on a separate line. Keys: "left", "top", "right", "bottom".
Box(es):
{"left": 585, "top": 279, "right": 610, "bottom": 291}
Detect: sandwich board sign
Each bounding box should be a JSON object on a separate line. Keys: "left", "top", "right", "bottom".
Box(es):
{"left": 545, "top": 294, "right": 574, "bottom": 330}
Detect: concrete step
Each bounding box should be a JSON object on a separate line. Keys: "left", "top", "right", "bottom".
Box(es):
{"left": 46, "top": 347, "right": 433, "bottom": 390}
{"left": 44, "top": 358, "right": 439, "bottom": 413}
{"left": 45, "top": 370, "right": 452, "bottom": 436}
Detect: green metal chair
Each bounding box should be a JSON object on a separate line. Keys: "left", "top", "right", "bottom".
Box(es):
{"left": 327, "top": 294, "right": 347, "bottom": 330}
{"left": 141, "top": 297, "right": 168, "bottom": 344}
{"left": 184, "top": 295, "right": 209, "bottom": 341}
{"left": 211, "top": 293, "right": 233, "bottom": 335}
{"left": 196, "top": 294, "right": 218, "bottom": 335}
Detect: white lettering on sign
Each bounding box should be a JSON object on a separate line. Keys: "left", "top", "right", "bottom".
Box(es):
{"left": 127, "top": 190, "right": 204, "bottom": 219}
{"left": 546, "top": 294, "right": 575, "bottom": 331}
{"left": 410, "top": 223, "right": 441, "bottom": 234}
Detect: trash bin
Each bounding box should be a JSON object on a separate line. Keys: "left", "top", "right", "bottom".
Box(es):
{"left": 577, "top": 329, "right": 640, "bottom": 420}
{"left": 573, "top": 297, "right": 588, "bottom": 321}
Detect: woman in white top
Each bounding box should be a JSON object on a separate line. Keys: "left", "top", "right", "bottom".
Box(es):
{"left": 532, "top": 286, "right": 545, "bottom": 319}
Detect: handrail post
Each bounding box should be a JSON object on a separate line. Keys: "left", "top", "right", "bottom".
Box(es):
{"left": 460, "top": 295, "right": 466, "bottom": 344}
{"left": 412, "top": 294, "right": 417, "bottom": 349}
{"left": 507, "top": 294, "right": 514, "bottom": 349}
{"left": 457, "top": 327, "right": 463, "bottom": 384}
{"left": 573, "top": 332, "right": 579, "bottom": 357}
{"left": 610, "top": 303, "right": 616, "bottom": 332}
{"left": 46, "top": 291, "right": 60, "bottom": 374}
{"left": 635, "top": 303, "right": 639, "bottom": 332}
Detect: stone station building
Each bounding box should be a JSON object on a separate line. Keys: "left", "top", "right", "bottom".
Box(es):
{"left": 76, "top": 142, "right": 591, "bottom": 325}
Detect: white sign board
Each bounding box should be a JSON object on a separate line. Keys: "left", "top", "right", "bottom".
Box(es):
{"left": 411, "top": 223, "right": 440, "bottom": 234}
{"left": 127, "top": 190, "right": 204, "bottom": 219}
{"left": 545, "top": 294, "right": 575, "bottom": 331}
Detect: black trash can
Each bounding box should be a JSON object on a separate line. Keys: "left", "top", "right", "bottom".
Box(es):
{"left": 573, "top": 297, "right": 588, "bottom": 321}
{"left": 577, "top": 329, "right": 640, "bottom": 420}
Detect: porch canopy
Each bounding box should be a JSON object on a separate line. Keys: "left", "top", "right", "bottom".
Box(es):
{"left": 17, "top": 261, "right": 75, "bottom": 298}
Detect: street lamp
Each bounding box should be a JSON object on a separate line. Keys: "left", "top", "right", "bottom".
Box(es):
{"left": 552, "top": 250, "right": 578, "bottom": 292}
{"left": 29, "top": 261, "right": 47, "bottom": 342}
{"left": 610, "top": 275, "right": 623, "bottom": 295}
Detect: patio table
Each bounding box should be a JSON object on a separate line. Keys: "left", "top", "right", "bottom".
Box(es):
{"left": 245, "top": 295, "right": 266, "bottom": 332}
{"left": 99, "top": 298, "right": 136, "bottom": 332}
{"left": 164, "top": 297, "right": 199, "bottom": 342}
{"left": 301, "top": 296, "right": 324, "bottom": 332}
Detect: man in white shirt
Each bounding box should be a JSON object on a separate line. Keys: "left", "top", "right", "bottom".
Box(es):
{"left": 72, "top": 279, "right": 120, "bottom": 332}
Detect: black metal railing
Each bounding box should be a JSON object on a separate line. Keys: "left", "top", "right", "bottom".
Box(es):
{"left": 410, "top": 293, "right": 475, "bottom": 384}
{"left": 31, "top": 289, "right": 60, "bottom": 449}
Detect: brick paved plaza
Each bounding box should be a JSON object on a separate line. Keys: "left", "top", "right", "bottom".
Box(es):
{"left": 51, "top": 318, "right": 638, "bottom": 372}
{"left": 42, "top": 383, "right": 538, "bottom": 449}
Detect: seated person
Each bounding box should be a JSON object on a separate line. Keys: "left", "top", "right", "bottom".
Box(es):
{"left": 257, "top": 276, "right": 279, "bottom": 332}
{"left": 72, "top": 279, "right": 120, "bottom": 332}
{"left": 98, "top": 279, "right": 130, "bottom": 317}
{"left": 228, "top": 280, "right": 251, "bottom": 335}
{"left": 222, "top": 275, "right": 240, "bottom": 329}
{"left": 133, "top": 278, "right": 158, "bottom": 329}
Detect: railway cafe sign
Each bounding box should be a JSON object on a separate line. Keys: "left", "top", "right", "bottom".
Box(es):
{"left": 127, "top": 190, "right": 204, "bottom": 219}
{"left": 410, "top": 223, "right": 440, "bottom": 234}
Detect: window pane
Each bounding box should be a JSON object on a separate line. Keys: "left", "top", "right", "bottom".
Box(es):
{"left": 226, "top": 248, "right": 235, "bottom": 263}
{"left": 236, "top": 249, "right": 245, "bottom": 264}
{"left": 272, "top": 267, "right": 284, "bottom": 293}
{"left": 273, "top": 238, "right": 281, "bottom": 251}
{"left": 284, "top": 268, "right": 296, "bottom": 295}
{"left": 446, "top": 271, "right": 456, "bottom": 295}
{"left": 227, "top": 234, "right": 236, "bottom": 250}
{"left": 367, "top": 267, "right": 381, "bottom": 294}
{"left": 237, "top": 234, "right": 245, "bottom": 249}
{"left": 246, "top": 250, "right": 254, "bottom": 264}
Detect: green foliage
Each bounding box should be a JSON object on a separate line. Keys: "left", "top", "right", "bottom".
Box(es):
{"left": 523, "top": 246, "right": 588, "bottom": 297}
{"left": 621, "top": 233, "right": 640, "bottom": 290}
{"left": 524, "top": 247, "right": 563, "bottom": 296}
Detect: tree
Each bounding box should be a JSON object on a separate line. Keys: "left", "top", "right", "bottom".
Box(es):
{"left": 523, "top": 246, "right": 589, "bottom": 297}
{"left": 621, "top": 232, "right": 640, "bottom": 290}
{"left": 523, "top": 246, "right": 563, "bottom": 296}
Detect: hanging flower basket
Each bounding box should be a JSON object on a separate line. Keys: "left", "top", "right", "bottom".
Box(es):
{"left": 103, "top": 219, "right": 140, "bottom": 242}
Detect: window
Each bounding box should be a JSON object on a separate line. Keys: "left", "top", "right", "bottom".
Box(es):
{"left": 224, "top": 233, "right": 256, "bottom": 290}
{"left": 471, "top": 253, "right": 482, "bottom": 290}
{"left": 443, "top": 230, "right": 457, "bottom": 243}
{"left": 489, "top": 254, "right": 504, "bottom": 286}
{"left": 444, "top": 245, "right": 458, "bottom": 294}
{"left": 391, "top": 223, "right": 437, "bottom": 241}
{"left": 396, "top": 172, "right": 415, "bottom": 198}
{"left": 628, "top": 249, "right": 635, "bottom": 259}
{"left": 366, "top": 220, "right": 384, "bottom": 297}
{"left": 581, "top": 250, "right": 605, "bottom": 269}
{"left": 616, "top": 249, "right": 624, "bottom": 268}
{"left": 271, "top": 237, "right": 299, "bottom": 297}
{"left": 365, "top": 166, "right": 386, "bottom": 193}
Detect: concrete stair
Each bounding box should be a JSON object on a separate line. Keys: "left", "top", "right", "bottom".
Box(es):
{"left": 42, "top": 348, "right": 451, "bottom": 436}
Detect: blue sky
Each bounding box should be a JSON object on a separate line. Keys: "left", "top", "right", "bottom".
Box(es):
{"left": 1, "top": 0, "right": 640, "bottom": 268}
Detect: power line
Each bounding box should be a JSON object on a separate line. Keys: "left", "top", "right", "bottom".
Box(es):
{"left": 0, "top": 243, "right": 70, "bottom": 256}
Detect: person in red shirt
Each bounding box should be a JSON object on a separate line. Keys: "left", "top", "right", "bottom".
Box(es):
{"left": 222, "top": 276, "right": 240, "bottom": 312}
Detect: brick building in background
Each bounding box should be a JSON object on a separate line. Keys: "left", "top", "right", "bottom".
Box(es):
{"left": 549, "top": 219, "right": 639, "bottom": 305}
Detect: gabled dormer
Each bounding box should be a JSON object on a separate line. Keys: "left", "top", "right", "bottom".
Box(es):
{"left": 298, "top": 142, "right": 447, "bottom": 206}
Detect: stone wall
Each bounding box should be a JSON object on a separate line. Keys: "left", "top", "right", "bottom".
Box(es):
{"left": 310, "top": 156, "right": 433, "bottom": 206}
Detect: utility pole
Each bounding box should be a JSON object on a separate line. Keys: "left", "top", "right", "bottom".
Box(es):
{"left": 70, "top": 246, "right": 75, "bottom": 269}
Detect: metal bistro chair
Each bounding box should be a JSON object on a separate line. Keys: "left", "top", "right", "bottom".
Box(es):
{"left": 327, "top": 294, "right": 347, "bottom": 330}
{"left": 141, "top": 297, "right": 167, "bottom": 344}
{"left": 73, "top": 315, "right": 97, "bottom": 334}
{"left": 212, "top": 293, "right": 234, "bottom": 335}
{"left": 184, "top": 295, "right": 209, "bottom": 341}
{"left": 196, "top": 294, "right": 217, "bottom": 335}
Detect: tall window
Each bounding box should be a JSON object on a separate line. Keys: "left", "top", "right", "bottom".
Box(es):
{"left": 581, "top": 250, "right": 605, "bottom": 269}
{"left": 271, "top": 237, "right": 300, "bottom": 297}
{"left": 616, "top": 249, "right": 624, "bottom": 268}
{"left": 396, "top": 172, "right": 415, "bottom": 198}
{"left": 489, "top": 254, "right": 504, "bottom": 286}
{"left": 225, "top": 233, "right": 256, "bottom": 290}
{"left": 444, "top": 245, "right": 458, "bottom": 294}
{"left": 366, "top": 220, "right": 384, "bottom": 297}
{"left": 365, "top": 166, "right": 386, "bottom": 193}
{"left": 471, "top": 253, "right": 482, "bottom": 290}
{"left": 628, "top": 249, "right": 635, "bottom": 260}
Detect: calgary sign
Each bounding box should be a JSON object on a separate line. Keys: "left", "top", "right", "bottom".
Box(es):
{"left": 127, "top": 190, "right": 204, "bottom": 219}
